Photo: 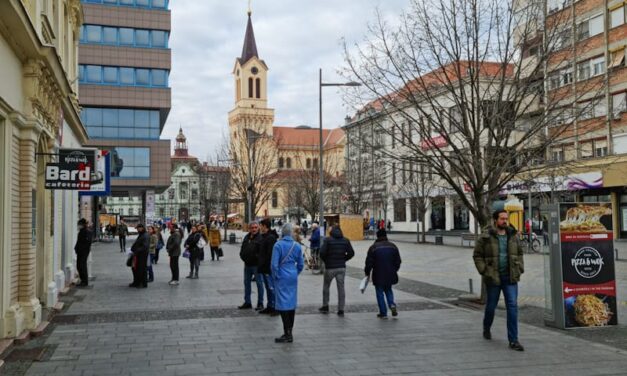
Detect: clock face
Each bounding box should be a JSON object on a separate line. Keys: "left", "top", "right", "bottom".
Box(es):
{"left": 251, "top": 67, "right": 259, "bottom": 75}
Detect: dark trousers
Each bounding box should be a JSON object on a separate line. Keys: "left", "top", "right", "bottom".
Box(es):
{"left": 170, "top": 255, "right": 179, "bottom": 281}
{"left": 278, "top": 310, "right": 296, "bottom": 334}
{"left": 210, "top": 246, "right": 219, "bottom": 260}
{"left": 189, "top": 252, "right": 200, "bottom": 276}
{"left": 133, "top": 251, "right": 148, "bottom": 287}
{"left": 119, "top": 236, "right": 126, "bottom": 251}
{"left": 76, "top": 251, "right": 89, "bottom": 285}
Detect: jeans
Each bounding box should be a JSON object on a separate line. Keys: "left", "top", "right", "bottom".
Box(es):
{"left": 375, "top": 285, "right": 396, "bottom": 316}
{"left": 147, "top": 254, "right": 155, "bottom": 281}
{"left": 189, "top": 253, "right": 200, "bottom": 276}
{"left": 244, "top": 266, "right": 264, "bottom": 305}
{"left": 261, "top": 274, "right": 275, "bottom": 309}
{"left": 170, "top": 255, "right": 179, "bottom": 281}
{"left": 483, "top": 274, "right": 518, "bottom": 343}
{"left": 119, "top": 236, "right": 126, "bottom": 252}
{"left": 323, "top": 268, "right": 346, "bottom": 311}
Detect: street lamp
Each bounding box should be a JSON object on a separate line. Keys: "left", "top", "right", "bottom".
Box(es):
{"left": 319, "top": 68, "right": 361, "bottom": 236}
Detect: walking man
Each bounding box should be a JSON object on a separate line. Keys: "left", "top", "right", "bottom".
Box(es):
{"left": 258, "top": 218, "right": 278, "bottom": 315}
{"left": 319, "top": 225, "right": 354, "bottom": 316}
{"left": 74, "top": 218, "right": 92, "bottom": 287}
{"left": 130, "top": 223, "right": 150, "bottom": 288}
{"left": 117, "top": 219, "right": 128, "bottom": 253}
{"left": 238, "top": 221, "right": 264, "bottom": 309}
{"left": 365, "top": 229, "right": 401, "bottom": 318}
{"left": 473, "top": 210, "right": 525, "bottom": 351}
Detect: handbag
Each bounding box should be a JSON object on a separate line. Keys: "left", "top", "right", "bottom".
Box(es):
{"left": 126, "top": 253, "right": 133, "bottom": 267}
{"left": 197, "top": 236, "right": 207, "bottom": 248}
{"left": 183, "top": 249, "right": 190, "bottom": 259}
{"left": 217, "top": 247, "right": 224, "bottom": 257}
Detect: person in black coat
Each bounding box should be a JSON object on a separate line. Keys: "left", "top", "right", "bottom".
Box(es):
{"left": 258, "top": 218, "right": 278, "bottom": 315}
{"left": 319, "top": 226, "right": 355, "bottom": 316}
{"left": 184, "top": 225, "right": 202, "bottom": 279}
{"left": 130, "top": 223, "right": 150, "bottom": 288}
{"left": 74, "top": 218, "right": 92, "bottom": 287}
{"left": 166, "top": 224, "right": 182, "bottom": 285}
{"left": 365, "top": 229, "right": 401, "bottom": 318}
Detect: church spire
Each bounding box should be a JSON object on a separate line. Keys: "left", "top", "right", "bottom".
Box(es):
{"left": 240, "top": 7, "right": 259, "bottom": 65}
{"left": 174, "top": 127, "right": 189, "bottom": 157}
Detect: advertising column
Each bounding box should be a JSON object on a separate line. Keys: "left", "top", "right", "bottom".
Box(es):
{"left": 559, "top": 203, "right": 617, "bottom": 327}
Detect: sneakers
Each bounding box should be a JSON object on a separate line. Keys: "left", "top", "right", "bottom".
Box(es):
{"left": 377, "top": 313, "right": 388, "bottom": 319}
{"left": 509, "top": 341, "right": 524, "bottom": 351}
{"left": 238, "top": 303, "right": 253, "bottom": 309}
{"left": 168, "top": 280, "right": 179, "bottom": 286}
{"left": 390, "top": 305, "right": 398, "bottom": 317}
{"left": 318, "top": 306, "right": 329, "bottom": 314}
{"left": 255, "top": 304, "right": 264, "bottom": 311}
{"left": 337, "top": 310, "right": 344, "bottom": 317}
{"left": 483, "top": 330, "right": 492, "bottom": 340}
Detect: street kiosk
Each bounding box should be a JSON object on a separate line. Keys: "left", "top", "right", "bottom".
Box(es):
{"left": 543, "top": 203, "right": 618, "bottom": 329}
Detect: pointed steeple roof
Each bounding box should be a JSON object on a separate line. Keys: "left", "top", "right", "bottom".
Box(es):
{"left": 240, "top": 12, "right": 259, "bottom": 65}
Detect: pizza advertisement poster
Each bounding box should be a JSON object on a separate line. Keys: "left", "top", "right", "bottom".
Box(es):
{"left": 559, "top": 202, "right": 617, "bottom": 328}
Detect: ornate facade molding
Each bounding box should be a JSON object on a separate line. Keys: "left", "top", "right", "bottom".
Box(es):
{"left": 23, "top": 59, "right": 62, "bottom": 140}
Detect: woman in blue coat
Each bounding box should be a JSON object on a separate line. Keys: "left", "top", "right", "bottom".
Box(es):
{"left": 271, "top": 223, "right": 304, "bottom": 343}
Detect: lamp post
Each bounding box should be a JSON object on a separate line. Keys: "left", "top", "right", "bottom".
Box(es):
{"left": 319, "top": 68, "right": 361, "bottom": 236}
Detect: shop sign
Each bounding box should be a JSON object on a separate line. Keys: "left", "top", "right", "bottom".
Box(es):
{"left": 420, "top": 135, "right": 447, "bottom": 150}
{"left": 45, "top": 149, "right": 96, "bottom": 190}
{"left": 559, "top": 202, "right": 617, "bottom": 328}
{"left": 500, "top": 171, "right": 603, "bottom": 195}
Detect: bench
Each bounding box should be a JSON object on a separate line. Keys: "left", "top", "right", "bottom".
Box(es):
{"left": 461, "top": 233, "right": 477, "bottom": 247}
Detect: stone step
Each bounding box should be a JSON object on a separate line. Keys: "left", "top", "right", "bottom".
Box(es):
{"left": 53, "top": 302, "right": 64, "bottom": 312}
{"left": 0, "top": 339, "right": 13, "bottom": 357}
{"left": 30, "top": 321, "right": 49, "bottom": 338}
{"left": 14, "top": 330, "right": 30, "bottom": 346}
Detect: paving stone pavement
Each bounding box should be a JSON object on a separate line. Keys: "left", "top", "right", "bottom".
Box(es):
{"left": 5, "top": 232, "right": 627, "bottom": 375}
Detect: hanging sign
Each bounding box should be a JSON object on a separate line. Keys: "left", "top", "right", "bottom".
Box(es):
{"left": 45, "top": 148, "right": 96, "bottom": 190}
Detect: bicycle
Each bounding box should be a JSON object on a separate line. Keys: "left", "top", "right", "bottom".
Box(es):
{"left": 519, "top": 232, "right": 541, "bottom": 253}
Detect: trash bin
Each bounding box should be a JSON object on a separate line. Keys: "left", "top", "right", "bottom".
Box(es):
{"left": 435, "top": 235, "right": 443, "bottom": 245}
{"left": 229, "top": 233, "right": 236, "bottom": 244}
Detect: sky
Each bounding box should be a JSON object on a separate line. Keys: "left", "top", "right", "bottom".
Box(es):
{"left": 162, "top": 0, "right": 410, "bottom": 160}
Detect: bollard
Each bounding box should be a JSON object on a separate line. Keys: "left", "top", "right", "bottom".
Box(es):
{"left": 469, "top": 278, "right": 474, "bottom": 294}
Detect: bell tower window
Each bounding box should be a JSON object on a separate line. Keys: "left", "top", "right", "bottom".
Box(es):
{"left": 248, "top": 77, "right": 253, "bottom": 98}
{"left": 255, "top": 78, "right": 261, "bottom": 98}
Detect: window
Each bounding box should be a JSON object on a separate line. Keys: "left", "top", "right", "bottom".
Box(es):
{"left": 103, "top": 66, "right": 117, "bottom": 83}
{"left": 81, "top": 107, "right": 160, "bottom": 140}
{"left": 135, "top": 69, "right": 150, "bottom": 85}
{"left": 559, "top": 27, "right": 572, "bottom": 48}
{"left": 129, "top": 208, "right": 134, "bottom": 215}
{"left": 561, "top": 67, "right": 573, "bottom": 85}
{"left": 151, "top": 30, "right": 167, "bottom": 47}
{"left": 392, "top": 163, "right": 396, "bottom": 185}
{"left": 119, "top": 67, "right": 134, "bottom": 84}
{"left": 119, "top": 27, "right": 134, "bottom": 45}
{"left": 613, "top": 92, "right": 627, "bottom": 114}
{"left": 609, "top": 48, "right": 626, "bottom": 69}
{"left": 592, "top": 56, "right": 605, "bottom": 76}
{"left": 272, "top": 191, "right": 278, "bottom": 208}
{"left": 313, "top": 158, "right": 318, "bottom": 169}
{"left": 611, "top": 6, "right": 625, "bottom": 28}
{"left": 191, "top": 189, "right": 198, "bottom": 201}
{"left": 103, "top": 26, "right": 117, "bottom": 44}
{"left": 255, "top": 78, "right": 261, "bottom": 98}
{"left": 393, "top": 199, "right": 406, "bottom": 222}
{"left": 581, "top": 141, "right": 594, "bottom": 158}
{"left": 577, "top": 57, "right": 605, "bottom": 81}
{"left": 578, "top": 15, "right": 603, "bottom": 40}
{"left": 306, "top": 159, "right": 311, "bottom": 169}
{"left": 401, "top": 161, "right": 407, "bottom": 185}
{"left": 286, "top": 158, "right": 292, "bottom": 168}
{"left": 109, "top": 147, "right": 150, "bottom": 178}
{"left": 410, "top": 197, "right": 418, "bottom": 222}
{"left": 551, "top": 147, "right": 564, "bottom": 162}
{"left": 85, "top": 65, "right": 102, "bottom": 83}
{"left": 594, "top": 139, "right": 608, "bottom": 157}
{"left": 278, "top": 157, "right": 284, "bottom": 168}
{"left": 151, "top": 69, "right": 167, "bottom": 86}
{"left": 248, "top": 77, "right": 253, "bottom": 98}
{"left": 179, "top": 182, "right": 188, "bottom": 200}
{"left": 135, "top": 29, "right": 150, "bottom": 46}
{"left": 549, "top": 73, "right": 562, "bottom": 89}
{"left": 85, "top": 25, "right": 101, "bottom": 43}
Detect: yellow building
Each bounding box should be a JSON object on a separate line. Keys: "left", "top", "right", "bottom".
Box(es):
{"left": 228, "top": 10, "right": 345, "bottom": 221}
{"left": 0, "top": 0, "right": 85, "bottom": 340}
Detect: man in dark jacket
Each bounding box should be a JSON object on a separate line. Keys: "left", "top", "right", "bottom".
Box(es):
{"left": 365, "top": 229, "right": 401, "bottom": 318}
{"left": 238, "top": 222, "right": 264, "bottom": 309}
{"left": 473, "top": 209, "right": 525, "bottom": 351}
{"left": 130, "top": 223, "right": 150, "bottom": 288}
{"left": 117, "top": 219, "right": 128, "bottom": 253}
{"left": 166, "top": 224, "right": 182, "bottom": 285}
{"left": 309, "top": 223, "right": 321, "bottom": 271}
{"left": 258, "top": 218, "right": 279, "bottom": 315}
{"left": 74, "top": 218, "right": 92, "bottom": 287}
{"left": 319, "top": 226, "right": 355, "bottom": 316}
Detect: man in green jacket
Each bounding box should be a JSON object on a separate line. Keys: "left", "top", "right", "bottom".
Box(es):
{"left": 473, "top": 209, "right": 525, "bottom": 351}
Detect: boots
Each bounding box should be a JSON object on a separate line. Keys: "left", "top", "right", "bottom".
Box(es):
{"left": 274, "top": 329, "right": 293, "bottom": 343}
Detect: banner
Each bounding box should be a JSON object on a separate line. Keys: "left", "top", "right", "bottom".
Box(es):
{"left": 79, "top": 150, "right": 111, "bottom": 196}
{"left": 559, "top": 202, "right": 617, "bottom": 327}
{"left": 146, "top": 190, "right": 155, "bottom": 222}
{"left": 45, "top": 149, "right": 96, "bottom": 190}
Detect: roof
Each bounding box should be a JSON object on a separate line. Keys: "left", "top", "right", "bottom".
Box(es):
{"left": 240, "top": 13, "right": 258, "bottom": 65}
{"left": 272, "top": 126, "right": 344, "bottom": 149}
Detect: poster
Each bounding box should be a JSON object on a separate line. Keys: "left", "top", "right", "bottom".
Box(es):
{"left": 146, "top": 190, "right": 155, "bottom": 222}
{"left": 560, "top": 203, "right": 617, "bottom": 327}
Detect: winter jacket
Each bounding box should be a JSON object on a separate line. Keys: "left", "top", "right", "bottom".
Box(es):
{"left": 117, "top": 223, "right": 128, "bottom": 237}
{"left": 209, "top": 229, "right": 221, "bottom": 248}
{"left": 74, "top": 228, "right": 92, "bottom": 255}
{"left": 166, "top": 231, "right": 182, "bottom": 257}
{"left": 319, "top": 227, "right": 355, "bottom": 269}
{"left": 309, "top": 228, "right": 321, "bottom": 249}
{"left": 240, "top": 232, "right": 260, "bottom": 267}
{"left": 258, "top": 229, "right": 278, "bottom": 274}
{"left": 185, "top": 232, "right": 202, "bottom": 257}
{"left": 131, "top": 231, "right": 150, "bottom": 256}
{"left": 149, "top": 233, "right": 157, "bottom": 255}
{"left": 473, "top": 226, "right": 524, "bottom": 285}
{"left": 271, "top": 236, "right": 304, "bottom": 310}
{"left": 365, "top": 238, "right": 401, "bottom": 287}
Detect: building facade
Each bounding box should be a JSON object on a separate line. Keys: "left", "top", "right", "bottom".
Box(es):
{"left": 78, "top": 0, "right": 172, "bottom": 225}
{"left": 0, "top": 0, "right": 87, "bottom": 338}
{"left": 228, "top": 10, "right": 345, "bottom": 222}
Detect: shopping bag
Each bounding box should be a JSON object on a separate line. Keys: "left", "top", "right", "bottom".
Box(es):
{"left": 359, "top": 276, "right": 370, "bottom": 294}
{"left": 217, "top": 247, "right": 224, "bottom": 257}
{"left": 183, "top": 249, "right": 190, "bottom": 259}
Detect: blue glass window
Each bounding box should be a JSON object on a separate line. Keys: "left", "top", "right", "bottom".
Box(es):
{"left": 135, "top": 0, "right": 149, "bottom": 6}
{"left": 80, "top": 0, "right": 168, "bottom": 9}
{"left": 119, "top": 109, "right": 134, "bottom": 126}
{"left": 103, "top": 27, "right": 117, "bottom": 44}
{"left": 151, "top": 30, "right": 167, "bottom": 47}
{"left": 150, "top": 111, "right": 160, "bottom": 128}
{"left": 135, "top": 30, "right": 150, "bottom": 46}
{"left": 81, "top": 107, "right": 161, "bottom": 140}
{"left": 119, "top": 28, "right": 134, "bottom": 45}
{"left": 78, "top": 65, "right": 85, "bottom": 81}
{"left": 102, "top": 108, "right": 118, "bottom": 126}
{"left": 103, "top": 0, "right": 117, "bottom": 3}
{"left": 110, "top": 147, "right": 150, "bottom": 178}
{"left": 119, "top": 0, "right": 134, "bottom": 5}
{"left": 151, "top": 69, "right": 167, "bottom": 86}
{"left": 136, "top": 69, "right": 150, "bottom": 85}
{"left": 119, "top": 68, "right": 134, "bottom": 85}
{"left": 103, "top": 67, "right": 118, "bottom": 83}
{"left": 85, "top": 25, "right": 101, "bottom": 43}
{"left": 135, "top": 110, "right": 150, "bottom": 127}
{"left": 85, "top": 65, "right": 102, "bottom": 83}
{"left": 151, "top": 0, "right": 167, "bottom": 8}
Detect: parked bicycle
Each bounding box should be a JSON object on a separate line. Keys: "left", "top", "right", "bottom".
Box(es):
{"left": 519, "top": 232, "right": 541, "bottom": 253}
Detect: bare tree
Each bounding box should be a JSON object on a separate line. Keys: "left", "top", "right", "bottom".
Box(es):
{"left": 341, "top": 0, "right": 602, "bottom": 229}
{"left": 204, "top": 140, "right": 232, "bottom": 240}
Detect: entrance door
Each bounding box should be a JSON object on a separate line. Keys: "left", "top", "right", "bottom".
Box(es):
{"left": 431, "top": 197, "right": 446, "bottom": 230}
{"left": 179, "top": 207, "right": 189, "bottom": 222}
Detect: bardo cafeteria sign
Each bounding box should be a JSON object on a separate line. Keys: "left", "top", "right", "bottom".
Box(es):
{"left": 45, "top": 149, "right": 95, "bottom": 190}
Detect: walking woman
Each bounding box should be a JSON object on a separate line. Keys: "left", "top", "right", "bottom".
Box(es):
{"left": 271, "top": 224, "right": 304, "bottom": 343}
{"left": 184, "top": 225, "right": 202, "bottom": 279}
{"left": 209, "top": 224, "right": 222, "bottom": 261}
{"left": 154, "top": 227, "right": 164, "bottom": 264}
{"left": 166, "top": 224, "right": 182, "bottom": 285}
{"left": 147, "top": 225, "right": 158, "bottom": 282}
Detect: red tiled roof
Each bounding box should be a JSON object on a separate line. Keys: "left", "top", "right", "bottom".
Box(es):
{"left": 273, "top": 126, "right": 344, "bottom": 148}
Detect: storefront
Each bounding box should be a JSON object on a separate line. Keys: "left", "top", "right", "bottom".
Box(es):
{"left": 430, "top": 197, "right": 446, "bottom": 230}
{"left": 453, "top": 198, "right": 470, "bottom": 230}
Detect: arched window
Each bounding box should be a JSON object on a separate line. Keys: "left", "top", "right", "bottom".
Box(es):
{"left": 286, "top": 158, "right": 292, "bottom": 169}
{"left": 255, "top": 78, "right": 261, "bottom": 98}
{"left": 248, "top": 77, "right": 253, "bottom": 98}
{"left": 236, "top": 79, "right": 241, "bottom": 101}
{"left": 306, "top": 158, "right": 311, "bottom": 169}
{"left": 278, "top": 157, "right": 284, "bottom": 168}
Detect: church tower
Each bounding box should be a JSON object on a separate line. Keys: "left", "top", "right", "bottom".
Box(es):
{"left": 174, "top": 127, "right": 189, "bottom": 157}
{"left": 228, "top": 8, "right": 275, "bottom": 137}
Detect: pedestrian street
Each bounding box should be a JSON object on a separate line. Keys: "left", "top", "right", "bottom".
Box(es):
{"left": 7, "top": 235, "right": 627, "bottom": 375}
